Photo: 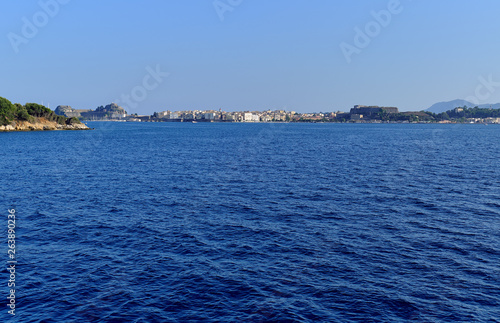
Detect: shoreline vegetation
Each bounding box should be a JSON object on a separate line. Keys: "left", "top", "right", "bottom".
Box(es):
{"left": 0, "top": 97, "right": 89, "bottom": 132}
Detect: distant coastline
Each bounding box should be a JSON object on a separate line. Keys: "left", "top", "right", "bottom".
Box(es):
{"left": 65, "top": 103, "right": 500, "bottom": 124}
{"left": 6, "top": 98, "right": 500, "bottom": 127}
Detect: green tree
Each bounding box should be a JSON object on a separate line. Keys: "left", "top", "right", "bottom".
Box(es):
{"left": 66, "top": 117, "right": 81, "bottom": 125}
{"left": 438, "top": 112, "right": 450, "bottom": 120}
{"left": 0, "top": 98, "right": 74, "bottom": 126}
{"left": 0, "top": 97, "right": 17, "bottom": 125}
{"left": 25, "top": 103, "right": 54, "bottom": 118}
{"left": 14, "top": 103, "right": 32, "bottom": 121}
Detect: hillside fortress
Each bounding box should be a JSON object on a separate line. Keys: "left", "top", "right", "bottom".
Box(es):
{"left": 350, "top": 105, "right": 399, "bottom": 116}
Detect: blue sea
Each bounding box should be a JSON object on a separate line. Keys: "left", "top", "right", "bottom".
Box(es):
{"left": 1, "top": 122, "right": 500, "bottom": 322}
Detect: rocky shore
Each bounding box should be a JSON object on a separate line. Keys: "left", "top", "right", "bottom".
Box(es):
{"left": 0, "top": 119, "right": 90, "bottom": 132}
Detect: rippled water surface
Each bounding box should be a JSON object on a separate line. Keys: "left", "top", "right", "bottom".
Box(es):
{"left": 1, "top": 123, "right": 499, "bottom": 322}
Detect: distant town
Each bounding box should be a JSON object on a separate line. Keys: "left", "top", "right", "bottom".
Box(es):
{"left": 55, "top": 104, "right": 500, "bottom": 124}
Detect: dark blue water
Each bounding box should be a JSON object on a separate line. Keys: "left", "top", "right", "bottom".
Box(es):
{"left": 1, "top": 123, "right": 499, "bottom": 322}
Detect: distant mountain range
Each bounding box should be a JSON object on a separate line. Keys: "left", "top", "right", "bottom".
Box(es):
{"left": 426, "top": 99, "right": 500, "bottom": 113}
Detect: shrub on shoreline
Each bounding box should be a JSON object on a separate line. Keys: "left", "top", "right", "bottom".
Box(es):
{"left": 0, "top": 96, "right": 81, "bottom": 126}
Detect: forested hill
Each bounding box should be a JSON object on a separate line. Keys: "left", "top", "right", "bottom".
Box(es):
{"left": 0, "top": 96, "right": 89, "bottom": 131}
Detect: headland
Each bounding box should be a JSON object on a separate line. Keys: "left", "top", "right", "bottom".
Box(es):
{"left": 0, "top": 96, "right": 90, "bottom": 132}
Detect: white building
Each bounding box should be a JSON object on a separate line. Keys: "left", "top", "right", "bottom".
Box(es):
{"left": 243, "top": 113, "right": 254, "bottom": 122}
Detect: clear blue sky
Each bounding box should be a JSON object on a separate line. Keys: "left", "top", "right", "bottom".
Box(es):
{"left": 2, "top": 0, "right": 500, "bottom": 114}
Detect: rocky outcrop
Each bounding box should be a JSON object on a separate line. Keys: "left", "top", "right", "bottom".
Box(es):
{"left": 0, "top": 118, "right": 90, "bottom": 132}
{"left": 54, "top": 105, "right": 74, "bottom": 116}
{"left": 54, "top": 103, "right": 128, "bottom": 121}
{"left": 80, "top": 103, "right": 127, "bottom": 120}
{"left": 54, "top": 105, "right": 92, "bottom": 118}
